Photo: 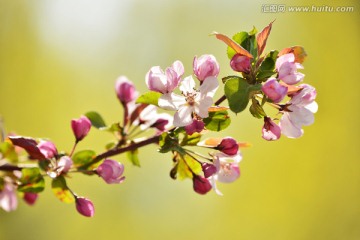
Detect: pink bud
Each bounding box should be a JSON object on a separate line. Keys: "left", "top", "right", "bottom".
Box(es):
{"left": 57, "top": 156, "right": 73, "bottom": 173}
{"left": 184, "top": 119, "right": 205, "bottom": 135}
{"left": 193, "top": 175, "right": 212, "bottom": 195}
{"left": 96, "top": 159, "right": 125, "bottom": 184}
{"left": 230, "top": 54, "right": 251, "bottom": 73}
{"left": 71, "top": 116, "right": 91, "bottom": 142}
{"left": 201, "top": 162, "right": 217, "bottom": 178}
{"left": 216, "top": 137, "right": 239, "bottom": 156}
{"left": 262, "top": 117, "right": 281, "bottom": 141}
{"left": 75, "top": 197, "right": 95, "bottom": 217}
{"left": 115, "top": 76, "right": 138, "bottom": 104}
{"left": 276, "top": 53, "right": 305, "bottom": 85}
{"left": 37, "top": 141, "right": 58, "bottom": 159}
{"left": 262, "top": 78, "right": 288, "bottom": 103}
{"left": 151, "top": 118, "right": 169, "bottom": 132}
{"left": 193, "top": 54, "right": 220, "bottom": 81}
{"left": 145, "top": 61, "right": 184, "bottom": 93}
{"left": 23, "top": 192, "right": 38, "bottom": 205}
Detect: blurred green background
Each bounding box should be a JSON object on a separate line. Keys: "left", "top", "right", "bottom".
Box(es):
{"left": 0, "top": 0, "right": 359, "bottom": 239}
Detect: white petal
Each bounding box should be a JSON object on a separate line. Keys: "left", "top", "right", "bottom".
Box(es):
{"left": 196, "top": 97, "right": 213, "bottom": 118}
{"left": 158, "top": 93, "right": 186, "bottom": 111}
{"left": 289, "top": 105, "right": 314, "bottom": 126}
{"left": 276, "top": 53, "right": 295, "bottom": 70}
{"left": 199, "top": 76, "right": 219, "bottom": 98}
{"left": 305, "top": 101, "right": 318, "bottom": 113}
{"left": 173, "top": 105, "right": 193, "bottom": 127}
{"left": 172, "top": 60, "right": 184, "bottom": 77}
{"left": 179, "top": 76, "right": 196, "bottom": 94}
{"left": 279, "top": 113, "right": 303, "bottom": 138}
{"left": 209, "top": 177, "right": 223, "bottom": 196}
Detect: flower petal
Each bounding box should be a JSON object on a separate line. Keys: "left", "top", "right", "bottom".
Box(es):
{"left": 173, "top": 105, "right": 193, "bottom": 127}
{"left": 179, "top": 76, "right": 196, "bottom": 94}
{"left": 195, "top": 96, "right": 213, "bottom": 118}
{"left": 199, "top": 76, "right": 219, "bottom": 98}
{"left": 158, "top": 93, "right": 186, "bottom": 111}
{"left": 279, "top": 112, "right": 303, "bottom": 138}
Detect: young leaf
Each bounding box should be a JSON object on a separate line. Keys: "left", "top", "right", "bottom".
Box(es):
{"left": 249, "top": 98, "right": 267, "bottom": 119}
{"left": 0, "top": 141, "right": 18, "bottom": 162}
{"left": 227, "top": 28, "right": 258, "bottom": 59}
{"left": 257, "top": 21, "right": 274, "bottom": 56}
{"left": 8, "top": 136, "right": 45, "bottom": 160}
{"left": 213, "top": 32, "right": 253, "bottom": 59}
{"left": 203, "top": 110, "right": 231, "bottom": 131}
{"left": 159, "top": 132, "right": 180, "bottom": 153}
{"left": 181, "top": 132, "right": 202, "bottom": 146}
{"left": 18, "top": 168, "right": 45, "bottom": 193}
{"left": 72, "top": 150, "right": 96, "bottom": 168}
{"left": 85, "top": 111, "right": 106, "bottom": 129}
{"left": 279, "top": 46, "right": 307, "bottom": 63}
{"left": 175, "top": 154, "right": 202, "bottom": 180}
{"left": 257, "top": 50, "right": 278, "bottom": 81}
{"left": 51, "top": 176, "right": 75, "bottom": 203}
{"left": 224, "top": 77, "right": 262, "bottom": 114}
{"left": 127, "top": 149, "right": 140, "bottom": 167}
{"left": 136, "top": 91, "right": 162, "bottom": 106}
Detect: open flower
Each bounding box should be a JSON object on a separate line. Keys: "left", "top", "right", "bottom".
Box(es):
{"left": 209, "top": 152, "right": 242, "bottom": 195}
{"left": 279, "top": 84, "right": 318, "bottom": 138}
{"left": 0, "top": 181, "right": 17, "bottom": 212}
{"left": 158, "top": 76, "right": 219, "bottom": 127}
{"left": 146, "top": 61, "right": 184, "bottom": 93}
{"left": 276, "top": 53, "right": 305, "bottom": 85}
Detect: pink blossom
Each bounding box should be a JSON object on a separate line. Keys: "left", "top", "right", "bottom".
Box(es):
{"left": 145, "top": 60, "right": 184, "bottom": 93}
{"left": 193, "top": 175, "right": 212, "bottom": 195}
{"left": 23, "top": 192, "right": 38, "bottom": 205}
{"left": 201, "top": 162, "right": 217, "bottom": 178}
{"left": 276, "top": 53, "right": 305, "bottom": 85}
{"left": 75, "top": 197, "right": 95, "bottom": 217}
{"left": 184, "top": 119, "right": 205, "bottom": 135}
{"left": 193, "top": 54, "right": 220, "bottom": 81}
{"left": 37, "top": 140, "right": 58, "bottom": 159}
{"left": 71, "top": 116, "right": 91, "bottom": 142}
{"left": 158, "top": 76, "right": 219, "bottom": 127}
{"left": 262, "top": 117, "right": 281, "bottom": 141}
{"left": 262, "top": 78, "right": 288, "bottom": 103}
{"left": 0, "top": 182, "right": 17, "bottom": 212}
{"left": 230, "top": 54, "right": 251, "bottom": 73}
{"left": 279, "top": 84, "right": 318, "bottom": 138}
{"left": 209, "top": 152, "right": 242, "bottom": 195}
{"left": 96, "top": 159, "right": 125, "bottom": 184}
{"left": 115, "top": 76, "right": 138, "bottom": 104}
{"left": 216, "top": 137, "right": 239, "bottom": 156}
{"left": 57, "top": 156, "right": 73, "bottom": 174}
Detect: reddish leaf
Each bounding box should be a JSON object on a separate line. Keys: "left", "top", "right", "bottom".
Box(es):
{"left": 213, "top": 32, "right": 253, "bottom": 58}
{"left": 8, "top": 136, "right": 45, "bottom": 160}
{"left": 279, "top": 46, "right": 307, "bottom": 63}
{"left": 257, "top": 21, "right": 274, "bottom": 56}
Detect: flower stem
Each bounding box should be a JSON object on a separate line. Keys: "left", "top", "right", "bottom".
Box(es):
{"left": 214, "top": 95, "right": 227, "bottom": 106}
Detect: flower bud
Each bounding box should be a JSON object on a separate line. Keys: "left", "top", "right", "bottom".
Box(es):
{"left": 262, "top": 78, "right": 288, "bottom": 103}
{"left": 115, "top": 76, "right": 138, "bottom": 104}
{"left": 216, "top": 137, "right": 239, "bottom": 156}
{"left": 96, "top": 159, "right": 125, "bottom": 184}
{"left": 193, "top": 175, "right": 212, "bottom": 195}
{"left": 201, "top": 162, "right": 217, "bottom": 178}
{"left": 75, "top": 197, "right": 95, "bottom": 217}
{"left": 230, "top": 54, "right": 251, "bottom": 73}
{"left": 71, "top": 116, "right": 91, "bottom": 142}
{"left": 276, "top": 53, "right": 305, "bottom": 85}
{"left": 37, "top": 141, "right": 57, "bottom": 159}
{"left": 145, "top": 61, "right": 183, "bottom": 93}
{"left": 23, "top": 192, "right": 38, "bottom": 205}
{"left": 57, "top": 156, "right": 73, "bottom": 173}
{"left": 184, "top": 119, "right": 204, "bottom": 135}
{"left": 193, "top": 54, "right": 219, "bottom": 81}
{"left": 262, "top": 117, "right": 281, "bottom": 141}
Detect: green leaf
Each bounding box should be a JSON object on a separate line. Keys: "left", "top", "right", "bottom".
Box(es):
{"left": 100, "top": 122, "right": 122, "bottom": 132}
{"left": 18, "top": 168, "right": 45, "bottom": 193}
{"left": 227, "top": 28, "right": 258, "bottom": 59}
{"left": 257, "top": 50, "right": 278, "bottom": 81}
{"left": 203, "top": 110, "right": 231, "bottom": 131}
{"left": 159, "top": 132, "right": 180, "bottom": 153}
{"left": 85, "top": 111, "right": 106, "bottom": 129}
{"left": 181, "top": 132, "right": 202, "bottom": 146}
{"left": 176, "top": 154, "right": 202, "bottom": 180}
{"left": 0, "top": 141, "right": 18, "bottom": 162}
{"left": 51, "top": 176, "right": 75, "bottom": 203}
{"left": 127, "top": 149, "right": 140, "bottom": 167}
{"left": 136, "top": 91, "right": 162, "bottom": 106}
{"left": 249, "top": 98, "right": 267, "bottom": 119}
{"left": 72, "top": 150, "right": 96, "bottom": 168}
{"left": 224, "top": 77, "right": 262, "bottom": 114}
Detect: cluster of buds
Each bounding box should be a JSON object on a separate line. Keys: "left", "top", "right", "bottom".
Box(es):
{"left": 0, "top": 21, "right": 318, "bottom": 217}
